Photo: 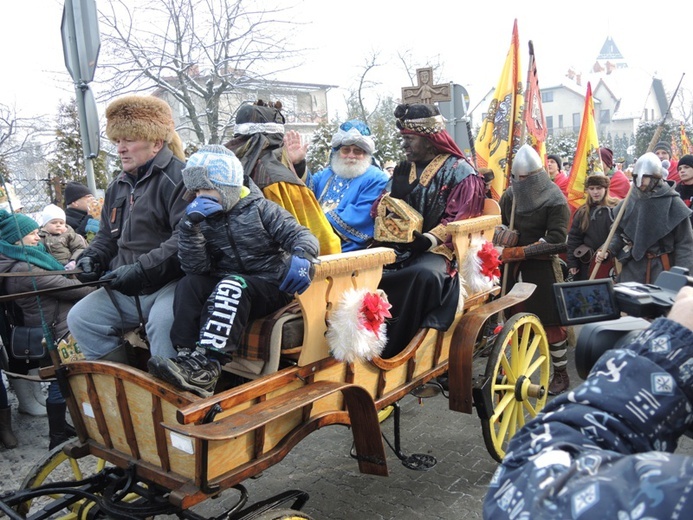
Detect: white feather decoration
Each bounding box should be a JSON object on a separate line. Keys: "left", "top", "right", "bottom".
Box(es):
{"left": 461, "top": 239, "right": 500, "bottom": 297}
{"left": 326, "top": 288, "right": 390, "bottom": 363}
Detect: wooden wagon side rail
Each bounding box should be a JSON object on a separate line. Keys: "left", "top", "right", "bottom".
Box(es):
{"left": 165, "top": 380, "right": 387, "bottom": 484}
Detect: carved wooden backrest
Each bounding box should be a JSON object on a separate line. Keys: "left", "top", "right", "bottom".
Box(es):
{"left": 295, "top": 248, "right": 395, "bottom": 366}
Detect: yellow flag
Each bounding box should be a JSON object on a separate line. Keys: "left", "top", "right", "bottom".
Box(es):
{"left": 566, "top": 82, "right": 601, "bottom": 211}
{"left": 681, "top": 123, "right": 692, "bottom": 155}
{"left": 474, "top": 20, "right": 523, "bottom": 200}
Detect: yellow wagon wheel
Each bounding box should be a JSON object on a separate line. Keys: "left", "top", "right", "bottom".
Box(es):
{"left": 16, "top": 441, "right": 107, "bottom": 519}
{"left": 480, "top": 312, "right": 549, "bottom": 462}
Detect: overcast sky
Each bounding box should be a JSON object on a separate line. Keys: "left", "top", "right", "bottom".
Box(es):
{"left": 1, "top": 0, "right": 689, "bottom": 122}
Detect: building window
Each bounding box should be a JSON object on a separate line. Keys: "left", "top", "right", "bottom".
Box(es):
{"left": 600, "top": 109, "right": 610, "bottom": 124}
{"left": 541, "top": 91, "right": 554, "bottom": 103}
{"left": 572, "top": 113, "right": 580, "bottom": 132}
{"left": 558, "top": 115, "right": 563, "bottom": 128}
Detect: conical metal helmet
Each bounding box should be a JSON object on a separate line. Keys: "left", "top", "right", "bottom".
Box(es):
{"left": 633, "top": 152, "right": 664, "bottom": 187}
{"left": 511, "top": 144, "right": 544, "bottom": 180}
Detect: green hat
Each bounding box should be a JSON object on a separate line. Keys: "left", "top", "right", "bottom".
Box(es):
{"left": 0, "top": 210, "right": 39, "bottom": 245}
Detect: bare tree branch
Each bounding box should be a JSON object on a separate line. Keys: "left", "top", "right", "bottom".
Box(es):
{"left": 98, "top": 0, "right": 302, "bottom": 144}
{"left": 356, "top": 53, "right": 381, "bottom": 124}
{"left": 0, "top": 104, "right": 50, "bottom": 164}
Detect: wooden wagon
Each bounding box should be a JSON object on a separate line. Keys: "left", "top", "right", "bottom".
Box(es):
{"left": 1, "top": 202, "right": 550, "bottom": 519}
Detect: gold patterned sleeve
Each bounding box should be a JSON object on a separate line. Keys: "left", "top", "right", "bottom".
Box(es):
{"left": 429, "top": 223, "right": 447, "bottom": 244}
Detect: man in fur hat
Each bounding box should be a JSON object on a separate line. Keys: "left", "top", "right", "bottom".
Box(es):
{"left": 67, "top": 95, "right": 188, "bottom": 362}
{"left": 304, "top": 119, "right": 389, "bottom": 252}
{"left": 596, "top": 152, "right": 693, "bottom": 284}
{"left": 499, "top": 144, "right": 571, "bottom": 395}
{"left": 374, "top": 103, "right": 486, "bottom": 358}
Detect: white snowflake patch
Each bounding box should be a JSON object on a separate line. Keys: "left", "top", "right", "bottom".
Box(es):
{"left": 651, "top": 373, "right": 674, "bottom": 395}
{"left": 649, "top": 334, "right": 671, "bottom": 353}
{"left": 572, "top": 482, "right": 599, "bottom": 517}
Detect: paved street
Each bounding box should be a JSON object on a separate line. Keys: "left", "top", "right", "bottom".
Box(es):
{"left": 2, "top": 347, "right": 693, "bottom": 519}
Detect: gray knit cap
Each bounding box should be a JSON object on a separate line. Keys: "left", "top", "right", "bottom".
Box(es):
{"left": 182, "top": 145, "right": 244, "bottom": 211}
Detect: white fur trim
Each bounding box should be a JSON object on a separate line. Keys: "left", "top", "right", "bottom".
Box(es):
{"left": 460, "top": 238, "right": 499, "bottom": 301}
{"left": 234, "top": 122, "right": 285, "bottom": 135}
{"left": 326, "top": 288, "right": 388, "bottom": 363}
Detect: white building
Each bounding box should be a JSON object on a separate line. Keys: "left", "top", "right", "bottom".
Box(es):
{"left": 472, "top": 36, "right": 671, "bottom": 158}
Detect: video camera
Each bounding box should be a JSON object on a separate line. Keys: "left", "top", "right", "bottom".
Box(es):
{"left": 553, "top": 266, "right": 693, "bottom": 379}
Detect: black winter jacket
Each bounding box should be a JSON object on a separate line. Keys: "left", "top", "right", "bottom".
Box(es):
{"left": 83, "top": 147, "right": 188, "bottom": 292}
{"left": 178, "top": 185, "right": 319, "bottom": 286}
{"left": 65, "top": 207, "right": 90, "bottom": 237}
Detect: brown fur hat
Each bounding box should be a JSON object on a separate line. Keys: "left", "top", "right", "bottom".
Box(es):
{"left": 106, "top": 95, "right": 185, "bottom": 160}
{"left": 585, "top": 173, "right": 610, "bottom": 189}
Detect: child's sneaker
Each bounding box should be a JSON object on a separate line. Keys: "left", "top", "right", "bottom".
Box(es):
{"left": 147, "top": 348, "right": 220, "bottom": 398}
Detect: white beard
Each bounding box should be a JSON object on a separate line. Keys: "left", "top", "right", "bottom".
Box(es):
{"left": 331, "top": 153, "right": 371, "bottom": 179}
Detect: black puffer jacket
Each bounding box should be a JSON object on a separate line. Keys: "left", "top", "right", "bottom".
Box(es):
{"left": 84, "top": 147, "right": 188, "bottom": 291}
{"left": 178, "top": 184, "right": 319, "bottom": 286}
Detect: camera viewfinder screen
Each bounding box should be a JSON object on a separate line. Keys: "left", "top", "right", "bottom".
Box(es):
{"left": 554, "top": 280, "right": 620, "bottom": 325}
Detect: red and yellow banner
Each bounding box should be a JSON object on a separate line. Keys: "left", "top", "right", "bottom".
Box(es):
{"left": 524, "top": 41, "right": 547, "bottom": 158}
{"left": 566, "top": 82, "right": 601, "bottom": 211}
{"left": 474, "top": 19, "right": 523, "bottom": 200}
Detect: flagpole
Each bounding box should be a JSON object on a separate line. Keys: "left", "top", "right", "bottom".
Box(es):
{"left": 646, "top": 72, "right": 685, "bottom": 153}
{"left": 500, "top": 41, "right": 534, "bottom": 302}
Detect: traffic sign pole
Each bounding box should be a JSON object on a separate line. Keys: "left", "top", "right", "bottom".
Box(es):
{"left": 61, "top": 0, "right": 101, "bottom": 194}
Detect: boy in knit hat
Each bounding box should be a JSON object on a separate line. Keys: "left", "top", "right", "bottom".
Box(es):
{"left": 39, "top": 203, "right": 87, "bottom": 270}
{"left": 63, "top": 182, "right": 99, "bottom": 238}
{"left": 147, "top": 145, "right": 319, "bottom": 397}
{"left": 654, "top": 141, "right": 681, "bottom": 184}
{"left": 546, "top": 154, "right": 569, "bottom": 197}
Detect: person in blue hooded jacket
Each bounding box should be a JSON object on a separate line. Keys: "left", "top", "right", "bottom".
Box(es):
{"left": 484, "top": 286, "right": 693, "bottom": 519}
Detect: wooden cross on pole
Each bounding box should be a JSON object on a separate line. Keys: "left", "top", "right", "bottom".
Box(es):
{"left": 401, "top": 67, "right": 451, "bottom": 105}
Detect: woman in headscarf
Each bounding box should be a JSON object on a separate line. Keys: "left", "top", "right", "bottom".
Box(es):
{"left": 225, "top": 101, "right": 341, "bottom": 255}
{"left": 0, "top": 210, "right": 94, "bottom": 449}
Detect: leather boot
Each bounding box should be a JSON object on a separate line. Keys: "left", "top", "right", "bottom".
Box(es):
{"left": 28, "top": 368, "right": 47, "bottom": 406}
{"left": 47, "top": 401, "right": 76, "bottom": 450}
{"left": 548, "top": 367, "right": 570, "bottom": 396}
{"left": 10, "top": 377, "right": 47, "bottom": 416}
{"left": 0, "top": 406, "right": 18, "bottom": 448}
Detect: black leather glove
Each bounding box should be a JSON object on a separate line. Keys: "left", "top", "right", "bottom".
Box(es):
{"left": 100, "top": 263, "right": 148, "bottom": 296}
{"left": 75, "top": 255, "right": 102, "bottom": 283}
{"left": 403, "top": 231, "right": 434, "bottom": 254}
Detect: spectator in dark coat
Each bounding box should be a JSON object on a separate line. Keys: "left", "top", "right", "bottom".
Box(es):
{"left": 63, "top": 182, "right": 99, "bottom": 239}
